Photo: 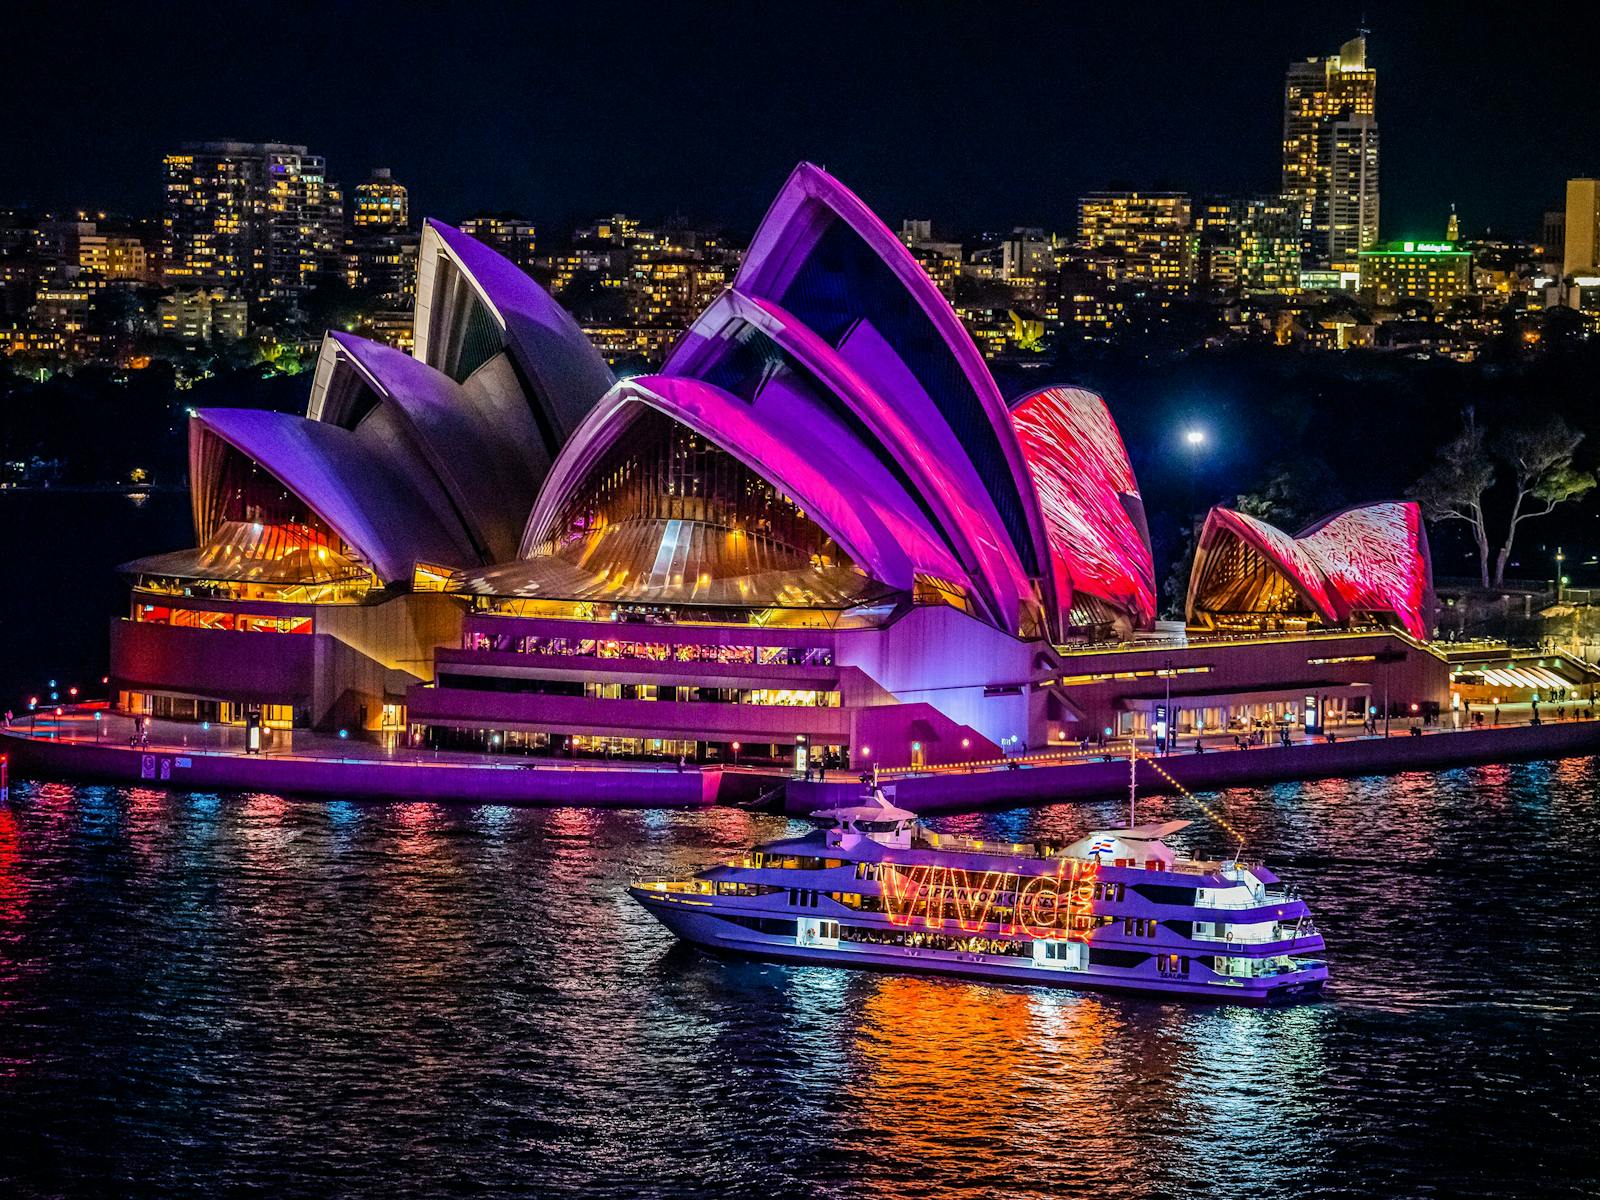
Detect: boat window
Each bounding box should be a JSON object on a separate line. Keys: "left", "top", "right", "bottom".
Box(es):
{"left": 1088, "top": 948, "right": 1150, "bottom": 969}
{"left": 716, "top": 881, "right": 781, "bottom": 897}
{"left": 1131, "top": 883, "right": 1198, "bottom": 906}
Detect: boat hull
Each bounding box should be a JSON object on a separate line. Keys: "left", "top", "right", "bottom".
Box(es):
{"left": 632, "top": 890, "right": 1326, "bottom": 1005}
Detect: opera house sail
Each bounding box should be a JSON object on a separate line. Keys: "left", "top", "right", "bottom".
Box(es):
{"left": 1186, "top": 502, "right": 1432, "bottom": 639}
{"left": 107, "top": 163, "right": 1442, "bottom": 766}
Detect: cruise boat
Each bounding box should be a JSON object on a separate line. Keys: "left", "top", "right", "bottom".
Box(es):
{"left": 630, "top": 780, "right": 1327, "bottom": 1004}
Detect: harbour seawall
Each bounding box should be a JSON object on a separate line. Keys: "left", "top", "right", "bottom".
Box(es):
{"left": 784, "top": 720, "right": 1600, "bottom": 814}
{"left": 0, "top": 732, "right": 718, "bottom": 807}
{"left": 9, "top": 719, "right": 1599, "bottom": 815}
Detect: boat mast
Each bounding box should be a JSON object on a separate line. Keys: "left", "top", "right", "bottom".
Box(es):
{"left": 1128, "top": 739, "right": 1137, "bottom": 828}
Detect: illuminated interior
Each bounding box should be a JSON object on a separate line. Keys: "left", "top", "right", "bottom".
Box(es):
{"left": 1188, "top": 531, "right": 1323, "bottom": 632}
{"left": 455, "top": 410, "right": 897, "bottom": 614}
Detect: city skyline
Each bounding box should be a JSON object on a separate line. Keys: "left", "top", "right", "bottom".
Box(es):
{"left": 3, "top": 2, "right": 1597, "bottom": 238}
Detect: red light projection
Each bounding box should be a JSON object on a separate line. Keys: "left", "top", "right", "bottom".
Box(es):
{"left": 880, "top": 859, "right": 1100, "bottom": 940}
{"left": 1200, "top": 509, "right": 1341, "bottom": 619}
{"left": 1011, "top": 386, "right": 1156, "bottom": 636}
{"left": 1188, "top": 502, "right": 1433, "bottom": 638}
{"left": 1299, "top": 502, "right": 1432, "bottom": 640}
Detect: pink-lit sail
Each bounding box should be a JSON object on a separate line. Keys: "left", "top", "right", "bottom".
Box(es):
{"left": 1010, "top": 386, "right": 1156, "bottom": 634}
{"left": 733, "top": 162, "right": 1039, "bottom": 631}
{"left": 1187, "top": 503, "right": 1432, "bottom": 638}
{"left": 522, "top": 375, "right": 971, "bottom": 595}
{"left": 1299, "top": 502, "right": 1432, "bottom": 639}
{"left": 1212, "top": 509, "right": 1341, "bottom": 619}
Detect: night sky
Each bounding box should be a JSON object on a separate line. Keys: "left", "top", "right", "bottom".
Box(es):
{"left": 4, "top": 1, "right": 1597, "bottom": 239}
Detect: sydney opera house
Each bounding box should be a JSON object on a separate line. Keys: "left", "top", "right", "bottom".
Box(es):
{"left": 111, "top": 164, "right": 1447, "bottom": 768}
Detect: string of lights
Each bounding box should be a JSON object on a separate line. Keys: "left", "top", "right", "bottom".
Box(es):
{"left": 1132, "top": 747, "right": 1247, "bottom": 850}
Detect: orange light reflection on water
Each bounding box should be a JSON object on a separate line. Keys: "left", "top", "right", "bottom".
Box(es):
{"left": 849, "top": 976, "right": 1153, "bottom": 1189}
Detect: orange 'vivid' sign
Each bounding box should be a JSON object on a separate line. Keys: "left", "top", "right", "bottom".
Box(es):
{"left": 879, "top": 860, "right": 1100, "bottom": 940}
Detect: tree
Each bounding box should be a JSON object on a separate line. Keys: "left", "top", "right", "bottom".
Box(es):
{"left": 1412, "top": 411, "right": 1597, "bottom": 588}
{"left": 1412, "top": 411, "right": 1495, "bottom": 586}
{"left": 1234, "top": 458, "right": 1343, "bottom": 533}
{"left": 1491, "top": 416, "right": 1595, "bottom": 585}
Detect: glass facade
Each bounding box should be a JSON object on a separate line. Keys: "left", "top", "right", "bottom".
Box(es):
{"left": 463, "top": 630, "right": 833, "bottom": 667}
{"left": 133, "top": 605, "right": 312, "bottom": 635}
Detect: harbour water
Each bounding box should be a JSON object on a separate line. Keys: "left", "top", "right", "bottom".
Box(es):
{"left": 2, "top": 763, "right": 1596, "bottom": 1198}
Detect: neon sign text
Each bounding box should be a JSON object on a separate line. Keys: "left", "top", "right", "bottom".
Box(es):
{"left": 879, "top": 861, "right": 1100, "bottom": 940}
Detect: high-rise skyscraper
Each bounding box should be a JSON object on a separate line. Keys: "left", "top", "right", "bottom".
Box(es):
{"left": 1283, "top": 33, "right": 1379, "bottom": 267}
{"left": 1562, "top": 178, "right": 1600, "bottom": 276}
{"left": 162, "top": 141, "right": 343, "bottom": 292}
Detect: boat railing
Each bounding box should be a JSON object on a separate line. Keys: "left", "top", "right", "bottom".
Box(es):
{"left": 631, "top": 878, "right": 713, "bottom": 895}
{"left": 1171, "top": 858, "right": 1266, "bottom": 877}
{"left": 1193, "top": 891, "right": 1275, "bottom": 910}
{"left": 1192, "top": 922, "right": 1288, "bottom": 944}
{"left": 917, "top": 832, "right": 1043, "bottom": 858}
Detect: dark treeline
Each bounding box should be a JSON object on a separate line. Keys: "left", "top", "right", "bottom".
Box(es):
{"left": 1000, "top": 336, "right": 1600, "bottom": 607}
{"left": 0, "top": 362, "right": 305, "bottom": 487}
{"left": 6, "top": 336, "right": 1600, "bottom": 603}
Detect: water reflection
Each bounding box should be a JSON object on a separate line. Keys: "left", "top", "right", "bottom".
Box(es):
{"left": 0, "top": 759, "right": 1595, "bottom": 1198}
{"left": 850, "top": 977, "right": 1138, "bottom": 1193}
{"left": 0, "top": 804, "right": 24, "bottom": 924}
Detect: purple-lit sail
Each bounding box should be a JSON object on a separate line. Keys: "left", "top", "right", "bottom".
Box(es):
{"left": 414, "top": 219, "right": 614, "bottom": 450}
{"left": 308, "top": 331, "right": 540, "bottom": 563}
{"left": 186, "top": 408, "right": 474, "bottom": 583}
{"left": 732, "top": 163, "right": 1042, "bottom": 632}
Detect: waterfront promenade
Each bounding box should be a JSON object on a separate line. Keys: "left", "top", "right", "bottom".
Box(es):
{"left": 6, "top": 702, "right": 1600, "bottom": 812}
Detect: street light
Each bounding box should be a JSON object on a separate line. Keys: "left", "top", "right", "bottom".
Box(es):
{"left": 1179, "top": 428, "right": 1209, "bottom": 529}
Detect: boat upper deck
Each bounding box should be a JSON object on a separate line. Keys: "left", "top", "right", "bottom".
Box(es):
{"left": 708, "top": 826, "right": 1278, "bottom": 888}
